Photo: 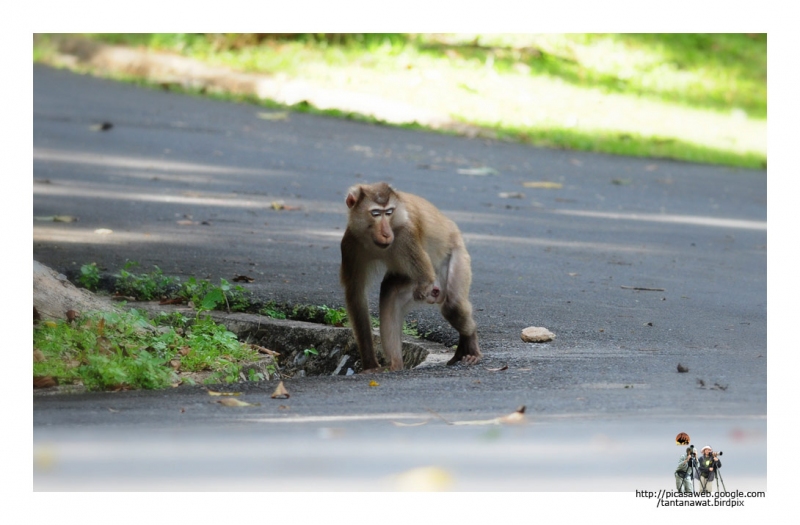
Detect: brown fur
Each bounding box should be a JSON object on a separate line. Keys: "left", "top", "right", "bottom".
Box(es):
{"left": 340, "top": 182, "right": 481, "bottom": 371}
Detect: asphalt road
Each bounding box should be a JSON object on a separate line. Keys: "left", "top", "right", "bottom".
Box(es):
{"left": 32, "top": 64, "right": 767, "bottom": 493}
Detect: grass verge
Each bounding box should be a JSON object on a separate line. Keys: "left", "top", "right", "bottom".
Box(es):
{"left": 34, "top": 309, "right": 262, "bottom": 391}
{"left": 34, "top": 33, "right": 766, "bottom": 169}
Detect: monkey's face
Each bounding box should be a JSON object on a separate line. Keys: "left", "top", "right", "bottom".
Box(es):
{"left": 345, "top": 183, "right": 402, "bottom": 249}
{"left": 368, "top": 206, "right": 396, "bottom": 248}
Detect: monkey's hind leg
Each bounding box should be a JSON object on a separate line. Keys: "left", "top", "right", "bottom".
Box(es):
{"left": 440, "top": 248, "right": 481, "bottom": 365}
{"left": 379, "top": 273, "right": 415, "bottom": 371}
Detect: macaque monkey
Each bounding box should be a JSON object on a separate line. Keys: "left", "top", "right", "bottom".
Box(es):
{"left": 340, "top": 182, "right": 481, "bottom": 372}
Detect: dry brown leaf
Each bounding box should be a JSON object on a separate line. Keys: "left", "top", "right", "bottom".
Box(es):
{"left": 179, "top": 346, "right": 191, "bottom": 356}
{"left": 271, "top": 381, "right": 290, "bottom": 399}
{"left": 271, "top": 201, "right": 300, "bottom": 211}
{"left": 522, "top": 181, "right": 562, "bottom": 189}
{"left": 487, "top": 365, "right": 508, "bottom": 372}
{"left": 257, "top": 111, "right": 289, "bottom": 121}
{"left": 232, "top": 275, "right": 255, "bottom": 283}
{"left": 34, "top": 215, "right": 78, "bottom": 223}
{"left": 66, "top": 309, "right": 80, "bottom": 322}
{"left": 451, "top": 406, "right": 527, "bottom": 426}
{"left": 33, "top": 349, "right": 46, "bottom": 363}
{"left": 169, "top": 359, "right": 181, "bottom": 370}
{"left": 498, "top": 406, "right": 527, "bottom": 424}
{"left": 34, "top": 376, "right": 58, "bottom": 389}
{"left": 253, "top": 345, "right": 280, "bottom": 356}
{"left": 394, "top": 466, "right": 454, "bottom": 491}
{"left": 498, "top": 192, "right": 525, "bottom": 199}
{"left": 217, "top": 398, "right": 260, "bottom": 407}
{"left": 207, "top": 389, "right": 241, "bottom": 397}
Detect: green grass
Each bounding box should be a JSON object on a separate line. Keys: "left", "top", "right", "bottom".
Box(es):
{"left": 33, "top": 309, "right": 260, "bottom": 390}
{"left": 34, "top": 33, "right": 766, "bottom": 168}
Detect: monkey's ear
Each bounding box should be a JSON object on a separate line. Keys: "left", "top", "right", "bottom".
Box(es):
{"left": 345, "top": 185, "right": 362, "bottom": 209}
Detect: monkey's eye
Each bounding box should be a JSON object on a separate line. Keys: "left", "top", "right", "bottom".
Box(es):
{"left": 385, "top": 208, "right": 394, "bottom": 216}
{"left": 370, "top": 210, "right": 381, "bottom": 217}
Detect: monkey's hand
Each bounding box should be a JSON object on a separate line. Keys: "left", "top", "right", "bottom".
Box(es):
{"left": 413, "top": 281, "right": 438, "bottom": 303}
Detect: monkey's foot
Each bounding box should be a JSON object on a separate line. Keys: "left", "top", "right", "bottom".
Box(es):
{"left": 447, "top": 353, "right": 481, "bottom": 366}
{"left": 359, "top": 366, "right": 387, "bottom": 374}
{"left": 447, "top": 333, "right": 482, "bottom": 366}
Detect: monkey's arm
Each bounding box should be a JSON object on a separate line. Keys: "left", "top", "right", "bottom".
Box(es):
{"left": 395, "top": 234, "right": 438, "bottom": 300}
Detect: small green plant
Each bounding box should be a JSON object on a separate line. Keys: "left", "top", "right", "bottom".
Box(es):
{"left": 115, "top": 261, "right": 179, "bottom": 300}
{"left": 321, "top": 306, "right": 348, "bottom": 327}
{"left": 247, "top": 369, "right": 265, "bottom": 381}
{"left": 402, "top": 320, "right": 421, "bottom": 337}
{"left": 260, "top": 302, "right": 287, "bottom": 319}
{"left": 290, "top": 304, "right": 348, "bottom": 326}
{"left": 179, "top": 277, "right": 251, "bottom": 312}
{"left": 78, "top": 263, "right": 101, "bottom": 290}
{"left": 303, "top": 347, "right": 319, "bottom": 357}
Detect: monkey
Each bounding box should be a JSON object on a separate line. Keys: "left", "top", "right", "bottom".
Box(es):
{"left": 340, "top": 182, "right": 481, "bottom": 372}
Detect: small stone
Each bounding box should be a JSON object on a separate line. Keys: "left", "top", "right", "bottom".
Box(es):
{"left": 521, "top": 326, "right": 555, "bottom": 343}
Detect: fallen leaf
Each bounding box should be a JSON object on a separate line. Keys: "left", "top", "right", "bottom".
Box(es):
{"left": 392, "top": 420, "right": 429, "bottom": 427}
{"left": 169, "top": 359, "right": 181, "bottom": 370}
{"left": 66, "top": 309, "right": 80, "bottom": 322}
{"left": 90, "top": 122, "right": 114, "bottom": 131}
{"left": 522, "top": 181, "right": 562, "bottom": 189}
{"left": 271, "top": 381, "right": 290, "bottom": 399}
{"left": 270, "top": 201, "right": 301, "bottom": 211}
{"left": 232, "top": 275, "right": 255, "bottom": 283}
{"left": 253, "top": 345, "right": 280, "bottom": 356}
{"left": 34, "top": 215, "right": 78, "bottom": 222}
{"left": 457, "top": 167, "right": 499, "bottom": 176}
{"left": 34, "top": 376, "right": 58, "bottom": 388}
{"left": 498, "top": 406, "right": 527, "bottom": 424}
{"left": 33, "top": 349, "right": 46, "bottom": 363}
{"left": 369, "top": 380, "right": 380, "bottom": 387}
{"left": 159, "top": 297, "right": 184, "bottom": 305}
{"left": 217, "top": 398, "right": 260, "bottom": 407}
{"left": 179, "top": 346, "right": 191, "bottom": 356}
{"left": 498, "top": 192, "right": 525, "bottom": 199}
{"left": 257, "top": 111, "right": 289, "bottom": 121}
{"left": 486, "top": 365, "right": 508, "bottom": 372}
{"left": 394, "top": 466, "right": 454, "bottom": 491}
{"left": 207, "top": 389, "right": 241, "bottom": 397}
{"left": 450, "top": 406, "right": 527, "bottom": 426}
